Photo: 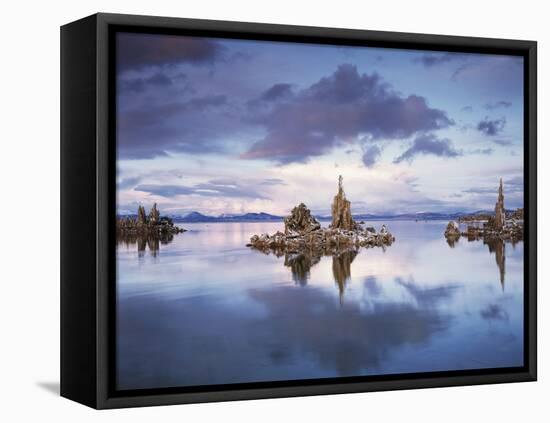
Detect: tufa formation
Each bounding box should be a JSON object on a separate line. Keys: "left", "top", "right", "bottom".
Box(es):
{"left": 494, "top": 178, "right": 505, "bottom": 230}
{"left": 247, "top": 176, "right": 394, "bottom": 255}
{"left": 330, "top": 175, "right": 358, "bottom": 231}
{"left": 284, "top": 203, "right": 321, "bottom": 236}
{"left": 444, "top": 179, "right": 523, "bottom": 244}
{"left": 117, "top": 203, "right": 186, "bottom": 237}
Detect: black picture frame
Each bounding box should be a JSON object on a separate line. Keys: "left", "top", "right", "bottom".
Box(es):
{"left": 60, "top": 12, "right": 537, "bottom": 409}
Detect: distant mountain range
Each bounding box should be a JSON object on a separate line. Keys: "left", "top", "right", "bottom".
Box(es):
{"left": 156, "top": 210, "right": 498, "bottom": 223}
{"left": 172, "top": 212, "right": 284, "bottom": 223}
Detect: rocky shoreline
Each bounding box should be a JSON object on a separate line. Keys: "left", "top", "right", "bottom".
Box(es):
{"left": 116, "top": 204, "right": 186, "bottom": 237}
{"left": 247, "top": 176, "right": 394, "bottom": 255}
{"left": 444, "top": 179, "right": 523, "bottom": 244}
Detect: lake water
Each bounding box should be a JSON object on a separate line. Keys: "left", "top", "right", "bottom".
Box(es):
{"left": 116, "top": 220, "right": 524, "bottom": 390}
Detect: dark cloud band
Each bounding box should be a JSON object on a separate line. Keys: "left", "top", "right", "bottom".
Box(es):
{"left": 477, "top": 117, "right": 506, "bottom": 136}
{"left": 117, "top": 32, "right": 224, "bottom": 72}
{"left": 393, "top": 133, "right": 461, "bottom": 164}
{"left": 242, "top": 64, "right": 453, "bottom": 164}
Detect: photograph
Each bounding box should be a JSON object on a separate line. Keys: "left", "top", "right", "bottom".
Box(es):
{"left": 114, "top": 31, "right": 526, "bottom": 391}
{"left": 0, "top": 0, "right": 545, "bottom": 420}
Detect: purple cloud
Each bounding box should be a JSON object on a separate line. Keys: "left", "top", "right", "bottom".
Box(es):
{"left": 393, "top": 133, "right": 461, "bottom": 164}
{"left": 135, "top": 184, "right": 195, "bottom": 197}
{"left": 117, "top": 177, "right": 141, "bottom": 190}
{"left": 117, "top": 33, "right": 224, "bottom": 72}
{"left": 117, "top": 95, "right": 228, "bottom": 159}
{"left": 492, "top": 138, "right": 513, "bottom": 146}
{"left": 242, "top": 64, "right": 453, "bottom": 164}
{"left": 259, "top": 83, "right": 294, "bottom": 102}
{"left": 477, "top": 117, "right": 506, "bottom": 136}
{"left": 463, "top": 177, "right": 523, "bottom": 195}
{"left": 469, "top": 148, "right": 494, "bottom": 155}
{"left": 414, "top": 52, "right": 470, "bottom": 67}
{"left": 484, "top": 101, "right": 512, "bottom": 110}
{"left": 119, "top": 72, "right": 173, "bottom": 94}
{"left": 135, "top": 179, "right": 269, "bottom": 200}
{"left": 260, "top": 178, "right": 287, "bottom": 186}
{"left": 362, "top": 145, "right": 381, "bottom": 168}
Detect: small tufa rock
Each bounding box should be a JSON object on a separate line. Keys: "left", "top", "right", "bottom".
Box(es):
{"left": 148, "top": 203, "right": 160, "bottom": 224}
{"left": 284, "top": 203, "right": 321, "bottom": 235}
{"left": 117, "top": 205, "right": 186, "bottom": 237}
{"left": 137, "top": 205, "right": 147, "bottom": 225}
{"left": 444, "top": 220, "right": 460, "bottom": 238}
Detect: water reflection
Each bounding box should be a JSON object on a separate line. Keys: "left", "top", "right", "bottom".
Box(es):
{"left": 447, "top": 235, "right": 512, "bottom": 291}
{"left": 116, "top": 221, "right": 525, "bottom": 390}
{"left": 116, "top": 232, "right": 175, "bottom": 257}
{"left": 446, "top": 236, "right": 459, "bottom": 248}
{"left": 485, "top": 239, "right": 506, "bottom": 290}
{"left": 117, "top": 278, "right": 454, "bottom": 388}
{"left": 275, "top": 248, "right": 358, "bottom": 303}
{"left": 284, "top": 252, "right": 321, "bottom": 286}
{"left": 332, "top": 251, "right": 358, "bottom": 304}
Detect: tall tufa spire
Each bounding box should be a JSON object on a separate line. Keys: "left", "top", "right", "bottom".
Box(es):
{"left": 331, "top": 175, "right": 357, "bottom": 230}
{"left": 494, "top": 178, "right": 505, "bottom": 230}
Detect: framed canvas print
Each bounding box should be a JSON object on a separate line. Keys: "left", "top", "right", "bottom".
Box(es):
{"left": 60, "top": 13, "right": 537, "bottom": 409}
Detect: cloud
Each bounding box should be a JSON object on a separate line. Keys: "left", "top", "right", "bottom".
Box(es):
{"left": 469, "top": 148, "right": 494, "bottom": 155}
{"left": 119, "top": 72, "right": 173, "bottom": 94}
{"left": 505, "top": 175, "right": 523, "bottom": 187}
{"left": 260, "top": 178, "right": 287, "bottom": 186}
{"left": 414, "top": 52, "right": 469, "bottom": 67}
{"left": 117, "top": 33, "right": 224, "bottom": 72}
{"left": 194, "top": 180, "right": 269, "bottom": 199}
{"left": 492, "top": 138, "right": 513, "bottom": 146}
{"left": 117, "top": 280, "right": 453, "bottom": 388}
{"left": 362, "top": 145, "right": 381, "bottom": 168}
{"left": 247, "top": 284, "right": 451, "bottom": 376}
{"left": 463, "top": 177, "right": 523, "bottom": 195}
{"left": 259, "top": 83, "right": 294, "bottom": 102}
{"left": 396, "top": 277, "right": 461, "bottom": 308}
{"left": 462, "top": 187, "right": 497, "bottom": 194}
{"left": 134, "top": 180, "right": 269, "bottom": 200}
{"left": 484, "top": 101, "right": 512, "bottom": 110}
{"left": 242, "top": 64, "right": 453, "bottom": 164}
{"left": 117, "top": 177, "right": 141, "bottom": 190}
{"left": 134, "top": 184, "right": 195, "bottom": 197}
{"left": 393, "top": 133, "right": 462, "bottom": 164}
{"left": 363, "top": 276, "right": 382, "bottom": 297}
{"left": 461, "top": 106, "right": 473, "bottom": 112}
{"left": 477, "top": 117, "right": 506, "bottom": 136}
{"left": 451, "top": 63, "right": 474, "bottom": 81}
{"left": 117, "top": 95, "right": 229, "bottom": 159}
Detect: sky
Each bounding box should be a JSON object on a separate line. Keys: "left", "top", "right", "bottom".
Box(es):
{"left": 116, "top": 32, "right": 524, "bottom": 216}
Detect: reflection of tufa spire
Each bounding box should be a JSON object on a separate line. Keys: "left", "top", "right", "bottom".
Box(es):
{"left": 284, "top": 252, "right": 321, "bottom": 286}
{"left": 495, "top": 241, "right": 506, "bottom": 291}
{"left": 485, "top": 238, "right": 506, "bottom": 290}
{"left": 332, "top": 250, "right": 357, "bottom": 305}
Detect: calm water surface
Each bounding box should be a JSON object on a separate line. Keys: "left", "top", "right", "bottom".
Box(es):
{"left": 116, "top": 220, "right": 524, "bottom": 390}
